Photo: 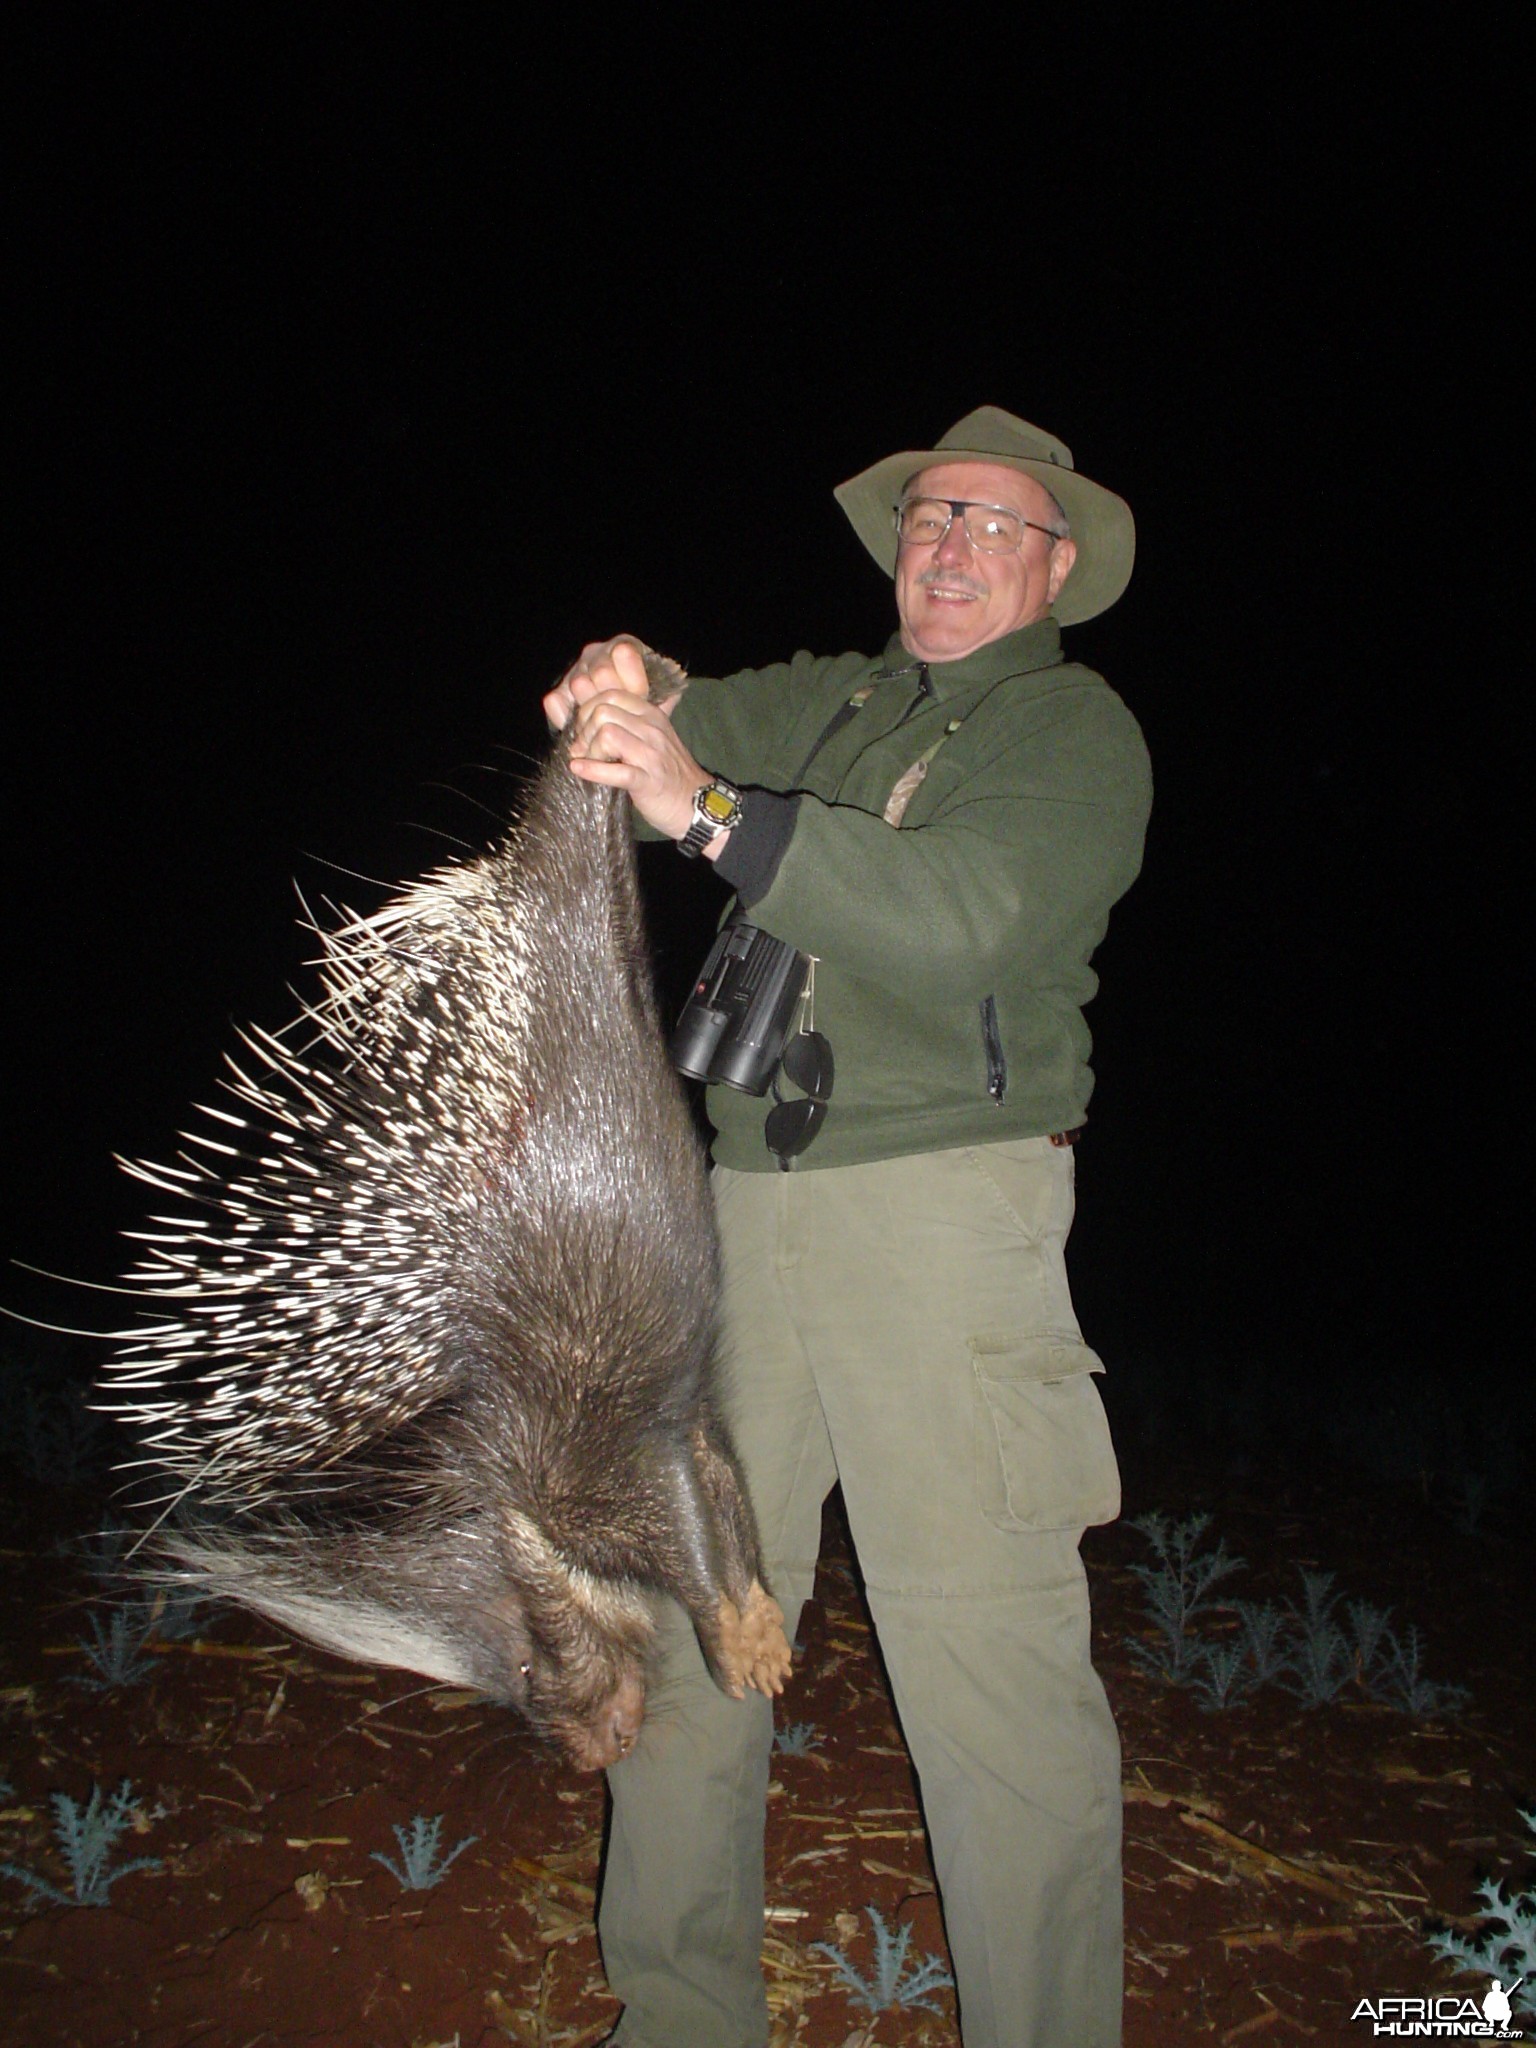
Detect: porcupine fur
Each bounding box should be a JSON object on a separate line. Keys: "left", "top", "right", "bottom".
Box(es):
{"left": 97, "top": 656, "right": 789, "bottom": 1769}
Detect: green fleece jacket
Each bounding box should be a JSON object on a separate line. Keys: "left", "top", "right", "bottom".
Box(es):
{"left": 667, "top": 617, "right": 1151, "bottom": 1171}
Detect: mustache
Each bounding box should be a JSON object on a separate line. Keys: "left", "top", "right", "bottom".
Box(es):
{"left": 916, "top": 568, "right": 987, "bottom": 596}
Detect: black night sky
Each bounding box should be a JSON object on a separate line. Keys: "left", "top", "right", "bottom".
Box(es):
{"left": 6, "top": 19, "right": 1521, "bottom": 1433}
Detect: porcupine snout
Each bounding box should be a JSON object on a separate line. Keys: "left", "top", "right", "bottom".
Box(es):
{"left": 466, "top": 1608, "right": 649, "bottom": 1771}
{"left": 471, "top": 1531, "right": 659, "bottom": 1770}
{"left": 550, "top": 1670, "right": 646, "bottom": 1772}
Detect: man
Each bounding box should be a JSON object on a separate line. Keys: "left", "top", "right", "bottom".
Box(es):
{"left": 544, "top": 408, "right": 1151, "bottom": 2048}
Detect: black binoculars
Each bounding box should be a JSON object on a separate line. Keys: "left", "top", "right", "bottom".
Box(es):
{"left": 671, "top": 921, "right": 811, "bottom": 1095}
{"left": 670, "top": 921, "right": 834, "bottom": 1164}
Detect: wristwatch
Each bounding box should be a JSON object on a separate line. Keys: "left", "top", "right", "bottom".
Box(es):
{"left": 679, "top": 775, "right": 745, "bottom": 859}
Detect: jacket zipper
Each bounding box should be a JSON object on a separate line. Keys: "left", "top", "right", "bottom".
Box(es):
{"left": 981, "top": 995, "right": 1007, "bottom": 1105}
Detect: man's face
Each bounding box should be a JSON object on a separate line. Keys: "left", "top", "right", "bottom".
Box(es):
{"left": 894, "top": 460, "right": 1078, "bottom": 662}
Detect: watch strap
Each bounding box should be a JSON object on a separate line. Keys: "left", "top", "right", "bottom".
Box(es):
{"left": 679, "top": 776, "right": 744, "bottom": 858}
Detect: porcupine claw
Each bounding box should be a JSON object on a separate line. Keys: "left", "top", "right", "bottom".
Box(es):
{"left": 715, "top": 1581, "right": 792, "bottom": 1699}
{"left": 639, "top": 648, "right": 689, "bottom": 704}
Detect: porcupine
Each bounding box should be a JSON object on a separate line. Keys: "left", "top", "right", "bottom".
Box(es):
{"left": 97, "top": 652, "right": 792, "bottom": 1770}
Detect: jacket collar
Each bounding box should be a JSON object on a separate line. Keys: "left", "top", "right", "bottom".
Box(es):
{"left": 876, "top": 617, "right": 1064, "bottom": 699}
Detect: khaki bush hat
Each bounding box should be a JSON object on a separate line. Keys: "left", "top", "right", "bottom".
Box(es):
{"left": 833, "top": 405, "right": 1135, "bottom": 626}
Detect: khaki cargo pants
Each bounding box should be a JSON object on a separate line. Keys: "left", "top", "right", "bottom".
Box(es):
{"left": 600, "top": 1137, "right": 1124, "bottom": 2048}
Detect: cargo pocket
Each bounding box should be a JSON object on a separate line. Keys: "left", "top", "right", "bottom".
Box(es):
{"left": 969, "top": 1331, "right": 1121, "bottom": 1533}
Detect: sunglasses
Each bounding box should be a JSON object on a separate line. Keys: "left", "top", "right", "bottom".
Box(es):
{"left": 765, "top": 1028, "right": 835, "bottom": 1166}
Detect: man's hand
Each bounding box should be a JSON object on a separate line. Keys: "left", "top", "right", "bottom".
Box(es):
{"left": 545, "top": 636, "right": 717, "bottom": 848}
{"left": 543, "top": 636, "right": 680, "bottom": 731}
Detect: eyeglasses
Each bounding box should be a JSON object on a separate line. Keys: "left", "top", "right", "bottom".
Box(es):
{"left": 895, "top": 497, "right": 1066, "bottom": 554}
{"left": 765, "top": 1028, "right": 834, "bottom": 1166}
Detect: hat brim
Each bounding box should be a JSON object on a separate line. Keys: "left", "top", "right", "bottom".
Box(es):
{"left": 833, "top": 447, "right": 1135, "bottom": 627}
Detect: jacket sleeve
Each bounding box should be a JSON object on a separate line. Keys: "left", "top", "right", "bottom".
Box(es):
{"left": 667, "top": 650, "right": 870, "bottom": 903}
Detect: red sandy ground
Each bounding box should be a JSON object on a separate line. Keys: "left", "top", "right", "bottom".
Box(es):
{"left": 0, "top": 1460, "right": 1529, "bottom": 2048}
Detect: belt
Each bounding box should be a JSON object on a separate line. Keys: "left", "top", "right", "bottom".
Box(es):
{"left": 1049, "top": 1127, "right": 1084, "bottom": 1148}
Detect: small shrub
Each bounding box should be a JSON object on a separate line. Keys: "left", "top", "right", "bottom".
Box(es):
{"left": 371, "top": 1813, "right": 477, "bottom": 1891}
{"left": 1344, "top": 1596, "right": 1394, "bottom": 1674}
{"left": 69, "top": 1517, "right": 128, "bottom": 1579}
{"left": 134, "top": 1581, "right": 217, "bottom": 1643}
{"left": 1, "top": 1780, "right": 160, "bottom": 1907}
{"left": 1231, "top": 1599, "right": 1291, "bottom": 1687}
{"left": 1425, "top": 1808, "right": 1536, "bottom": 2020}
{"left": 812, "top": 1904, "right": 954, "bottom": 2015}
{"left": 1127, "top": 1511, "right": 1245, "bottom": 1685}
{"left": 1282, "top": 1570, "right": 1354, "bottom": 1706}
{"left": 1190, "top": 1636, "right": 1258, "bottom": 1712}
{"left": 1366, "top": 1625, "right": 1473, "bottom": 1719}
{"left": 68, "top": 1607, "right": 158, "bottom": 1692}
{"left": 70, "top": 1514, "right": 224, "bottom": 1643}
{"left": 773, "top": 1721, "right": 823, "bottom": 1757}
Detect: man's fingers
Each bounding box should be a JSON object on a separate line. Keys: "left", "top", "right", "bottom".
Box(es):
{"left": 545, "top": 636, "right": 681, "bottom": 738}
{"left": 560, "top": 691, "right": 704, "bottom": 842}
{"left": 606, "top": 639, "right": 652, "bottom": 696}
{"left": 566, "top": 754, "right": 641, "bottom": 789}
{"left": 572, "top": 637, "right": 653, "bottom": 701}
{"left": 542, "top": 681, "right": 577, "bottom": 730}
{"left": 570, "top": 695, "right": 657, "bottom": 762}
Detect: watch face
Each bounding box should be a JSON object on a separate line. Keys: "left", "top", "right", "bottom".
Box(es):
{"left": 699, "top": 785, "right": 738, "bottom": 826}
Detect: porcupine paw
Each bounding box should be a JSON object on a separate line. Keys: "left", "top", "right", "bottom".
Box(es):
{"left": 639, "top": 649, "right": 689, "bottom": 704}
{"left": 716, "top": 1580, "right": 792, "bottom": 1699}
